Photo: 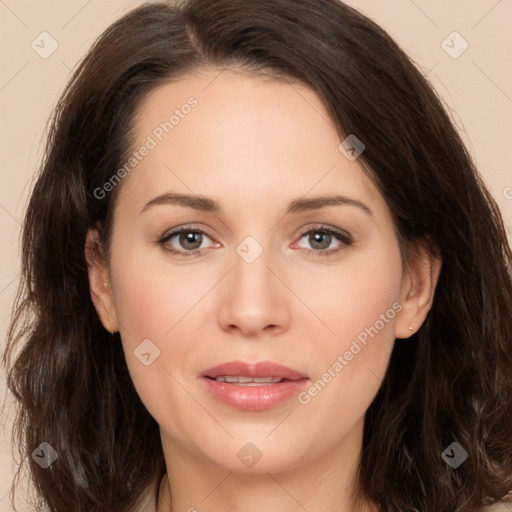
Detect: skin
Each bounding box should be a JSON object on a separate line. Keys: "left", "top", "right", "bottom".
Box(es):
{"left": 86, "top": 68, "right": 441, "bottom": 512}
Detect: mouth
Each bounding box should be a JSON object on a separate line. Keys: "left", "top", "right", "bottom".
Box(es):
{"left": 206, "top": 376, "right": 291, "bottom": 385}
{"left": 200, "top": 360, "right": 309, "bottom": 410}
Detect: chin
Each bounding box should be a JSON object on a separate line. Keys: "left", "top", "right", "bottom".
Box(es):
{"left": 198, "top": 438, "right": 310, "bottom": 475}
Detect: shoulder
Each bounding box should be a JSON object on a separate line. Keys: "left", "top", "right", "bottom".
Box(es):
{"left": 484, "top": 494, "right": 512, "bottom": 512}
{"left": 484, "top": 505, "right": 512, "bottom": 512}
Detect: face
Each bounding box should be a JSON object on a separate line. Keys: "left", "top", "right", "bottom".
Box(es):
{"left": 88, "top": 68, "right": 434, "bottom": 476}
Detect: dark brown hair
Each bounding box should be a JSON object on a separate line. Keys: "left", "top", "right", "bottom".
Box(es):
{"left": 3, "top": 0, "right": 512, "bottom": 511}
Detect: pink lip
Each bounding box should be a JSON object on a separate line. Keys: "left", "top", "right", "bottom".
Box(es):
{"left": 202, "top": 360, "right": 308, "bottom": 380}
{"left": 200, "top": 360, "right": 309, "bottom": 411}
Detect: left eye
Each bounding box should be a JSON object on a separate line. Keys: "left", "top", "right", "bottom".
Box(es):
{"left": 295, "top": 228, "right": 352, "bottom": 253}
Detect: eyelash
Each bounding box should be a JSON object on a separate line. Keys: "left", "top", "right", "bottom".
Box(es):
{"left": 157, "top": 224, "right": 353, "bottom": 258}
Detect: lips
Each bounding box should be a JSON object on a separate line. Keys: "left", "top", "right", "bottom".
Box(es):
{"left": 200, "top": 360, "right": 310, "bottom": 410}
{"left": 201, "top": 360, "right": 308, "bottom": 381}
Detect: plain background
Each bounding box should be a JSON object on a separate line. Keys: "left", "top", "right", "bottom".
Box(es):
{"left": 1, "top": 0, "right": 511, "bottom": 509}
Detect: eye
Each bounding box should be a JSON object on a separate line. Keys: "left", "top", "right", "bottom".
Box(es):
{"left": 295, "top": 225, "right": 353, "bottom": 256}
{"left": 157, "top": 225, "right": 217, "bottom": 257}
{"left": 157, "top": 224, "right": 353, "bottom": 258}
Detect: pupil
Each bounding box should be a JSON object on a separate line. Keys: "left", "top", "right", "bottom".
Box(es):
{"left": 310, "top": 232, "right": 330, "bottom": 250}
{"left": 180, "top": 232, "right": 202, "bottom": 250}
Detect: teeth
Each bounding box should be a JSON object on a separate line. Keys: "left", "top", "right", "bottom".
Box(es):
{"left": 214, "top": 376, "right": 283, "bottom": 384}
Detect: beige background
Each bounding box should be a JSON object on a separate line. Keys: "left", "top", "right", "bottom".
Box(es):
{"left": 1, "top": 0, "right": 511, "bottom": 510}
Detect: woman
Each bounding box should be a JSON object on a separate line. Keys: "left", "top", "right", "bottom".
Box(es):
{"left": 3, "top": 0, "right": 512, "bottom": 511}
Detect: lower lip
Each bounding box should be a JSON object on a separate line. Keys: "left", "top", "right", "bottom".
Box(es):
{"left": 201, "top": 377, "right": 309, "bottom": 410}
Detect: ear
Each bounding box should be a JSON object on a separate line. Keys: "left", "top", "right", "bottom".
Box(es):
{"left": 85, "top": 228, "right": 119, "bottom": 333}
{"left": 395, "top": 238, "right": 442, "bottom": 339}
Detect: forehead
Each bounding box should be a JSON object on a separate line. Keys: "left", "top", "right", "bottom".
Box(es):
{"left": 118, "top": 68, "right": 383, "bottom": 216}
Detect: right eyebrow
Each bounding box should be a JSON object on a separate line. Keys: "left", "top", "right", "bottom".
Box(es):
{"left": 140, "top": 193, "right": 220, "bottom": 214}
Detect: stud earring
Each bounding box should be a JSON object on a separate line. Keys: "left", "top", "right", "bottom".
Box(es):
{"left": 409, "top": 326, "right": 413, "bottom": 331}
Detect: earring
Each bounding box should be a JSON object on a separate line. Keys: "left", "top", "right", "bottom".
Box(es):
{"left": 409, "top": 326, "right": 413, "bottom": 331}
{"left": 103, "top": 282, "right": 108, "bottom": 288}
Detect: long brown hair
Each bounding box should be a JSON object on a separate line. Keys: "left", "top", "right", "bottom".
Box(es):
{"left": 3, "top": 1, "right": 512, "bottom": 511}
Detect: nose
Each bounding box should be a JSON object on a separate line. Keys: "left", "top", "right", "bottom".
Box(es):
{"left": 217, "top": 245, "right": 291, "bottom": 337}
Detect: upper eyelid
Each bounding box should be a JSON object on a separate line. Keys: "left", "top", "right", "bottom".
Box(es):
{"left": 160, "top": 223, "right": 349, "bottom": 237}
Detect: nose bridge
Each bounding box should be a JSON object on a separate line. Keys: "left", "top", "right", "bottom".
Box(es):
{"left": 217, "top": 233, "right": 290, "bottom": 335}
{"left": 232, "top": 235, "right": 277, "bottom": 306}
{"left": 234, "top": 242, "right": 272, "bottom": 293}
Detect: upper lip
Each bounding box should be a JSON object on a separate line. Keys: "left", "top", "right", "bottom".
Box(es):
{"left": 202, "top": 360, "right": 308, "bottom": 381}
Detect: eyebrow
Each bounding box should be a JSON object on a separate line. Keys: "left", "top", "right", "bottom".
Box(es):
{"left": 140, "top": 192, "right": 373, "bottom": 217}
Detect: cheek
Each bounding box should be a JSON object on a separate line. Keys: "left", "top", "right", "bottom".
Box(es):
{"left": 295, "top": 245, "right": 402, "bottom": 412}
{"left": 109, "top": 238, "right": 208, "bottom": 341}
{"left": 296, "top": 242, "right": 403, "bottom": 344}
{"left": 110, "top": 266, "right": 194, "bottom": 428}
{"left": 108, "top": 244, "right": 212, "bottom": 420}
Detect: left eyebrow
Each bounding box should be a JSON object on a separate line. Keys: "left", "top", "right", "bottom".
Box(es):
{"left": 285, "top": 195, "right": 373, "bottom": 218}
